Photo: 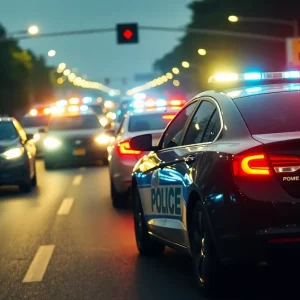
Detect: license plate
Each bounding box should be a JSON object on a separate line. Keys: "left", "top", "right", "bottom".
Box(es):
{"left": 73, "top": 148, "right": 86, "bottom": 156}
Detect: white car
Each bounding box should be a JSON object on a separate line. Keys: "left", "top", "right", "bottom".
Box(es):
{"left": 108, "top": 108, "right": 179, "bottom": 208}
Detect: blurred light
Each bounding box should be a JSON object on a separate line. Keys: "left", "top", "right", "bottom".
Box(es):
{"left": 69, "top": 97, "right": 80, "bottom": 105}
{"left": 56, "top": 99, "right": 68, "bottom": 107}
{"left": 63, "top": 69, "right": 71, "bottom": 76}
{"left": 198, "top": 48, "right": 207, "bottom": 56}
{"left": 283, "top": 71, "right": 300, "bottom": 78}
{"left": 182, "top": 61, "right": 190, "bottom": 68}
{"left": 44, "top": 137, "right": 61, "bottom": 149}
{"left": 109, "top": 91, "right": 115, "bottom": 97}
{"left": 2, "top": 148, "right": 24, "bottom": 160}
{"left": 173, "top": 80, "right": 180, "bottom": 87}
{"left": 162, "top": 114, "right": 175, "bottom": 120}
{"left": 104, "top": 100, "right": 114, "bottom": 109}
{"left": 83, "top": 97, "right": 92, "bottom": 103}
{"left": 30, "top": 109, "right": 38, "bottom": 116}
{"left": 57, "top": 78, "right": 64, "bottom": 84}
{"left": 48, "top": 50, "right": 56, "bottom": 57}
{"left": 156, "top": 99, "right": 167, "bottom": 107}
{"left": 246, "top": 87, "right": 263, "bottom": 94}
{"left": 166, "top": 72, "right": 173, "bottom": 79}
{"left": 28, "top": 25, "right": 39, "bottom": 35}
{"left": 68, "top": 105, "right": 79, "bottom": 113}
{"left": 99, "top": 117, "right": 108, "bottom": 127}
{"left": 68, "top": 73, "right": 76, "bottom": 82}
{"left": 80, "top": 105, "right": 89, "bottom": 112}
{"left": 133, "top": 93, "right": 146, "bottom": 100}
{"left": 244, "top": 72, "right": 262, "bottom": 80}
{"left": 133, "top": 100, "right": 144, "bottom": 109}
{"left": 170, "top": 100, "right": 182, "bottom": 106}
{"left": 172, "top": 67, "right": 180, "bottom": 74}
{"left": 107, "top": 112, "right": 116, "bottom": 120}
{"left": 145, "top": 99, "right": 156, "bottom": 108}
{"left": 33, "top": 133, "right": 40, "bottom": 141}
{"left": 95, "top": 134, "right": 110, "bottom": 145}
{"left": 97, "top": 97, "right": 102, "bottom": 103}
{"left": 228, "top": 15, "right": 239, "bottom": 22}
{"left": 214, "top": 73, "right": 238, "bottom": 82}
{"left": 227, "top": 90, "right": 241, "bottom": 98}
{"left": 43, "top": 108, "right": 51, "bottom": 115}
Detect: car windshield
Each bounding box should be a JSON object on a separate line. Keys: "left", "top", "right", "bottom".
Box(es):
{"left": 128, "top": 112, "right": 175, "bottom": 132}
{"left": 49, "top": 114, "right": 101, "bottom": 130}
{"left": 21, "top": 116, "right": 50, "bottom": 128}
{"left": 234, "top": 92, "right": 300, "bottom": 135}
{"left": 0, "top": 122, "right": 18, "bottom": 140}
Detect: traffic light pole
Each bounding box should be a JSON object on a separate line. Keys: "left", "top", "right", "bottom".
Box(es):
{"left": 0, "top": 25, "right": 286, "bottom": 43}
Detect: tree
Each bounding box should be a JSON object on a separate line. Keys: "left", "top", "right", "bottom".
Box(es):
{"left": 154, "top": 0, "right": 300, "bottom": 92}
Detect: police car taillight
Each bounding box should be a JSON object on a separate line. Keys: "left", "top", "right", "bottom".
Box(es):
{"left": 117, "top": 141, "right": 141, "bottom": 155}
{"left": 233, "top": 153, "right": 271, "bottom": 176}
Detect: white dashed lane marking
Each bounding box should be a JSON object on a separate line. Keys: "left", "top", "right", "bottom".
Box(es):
{"left": 57, "top": 198, "right": 74, "bottom": 215}
{"left": 23, "top": 245, "right": 55, "bottom": 283}
{"left": 72, "top": 175, "right": 83, "bottom": 186}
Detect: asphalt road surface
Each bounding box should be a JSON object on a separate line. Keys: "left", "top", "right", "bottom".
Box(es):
{"left": 1, "top": 160, "right": 300, "bottom": 300}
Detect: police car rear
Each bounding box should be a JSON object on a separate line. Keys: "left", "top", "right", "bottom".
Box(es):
{"left": 43, "top": 106, "right": 110, "bottom": 169}
{"left": 108, "top": 101, "right": 181, "bottom": 208}
{"left": 129, "top": 71, "right": 300, "bottom": 295}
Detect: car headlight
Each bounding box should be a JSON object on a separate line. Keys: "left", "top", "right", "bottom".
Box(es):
{"left": 95, "top": 134, "right": 110, "bottom": 145}
{"left": 44, "top": 137, "right": 61, "bottom": 149}
{"left": 33, "top": 133, "right": 40, "bottom": 141}
{"left": 1, "top": 147, "right": 24, "bottom": 160}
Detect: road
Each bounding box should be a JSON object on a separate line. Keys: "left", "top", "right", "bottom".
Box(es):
{"left": 0, "top": 160, "right": 300, "bottom": 300}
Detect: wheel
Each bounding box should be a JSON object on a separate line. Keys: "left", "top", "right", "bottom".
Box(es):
{"left": 44, "top": 159, "right": 54, "bottom": 170}
{"left": 19, "top": 182, "right": 32, "bottom": 193}
{"left": 132, "top": 185, "right": 165, "bottom": 256}
{"left": 31, "top": 161, "right": 37, "bottom": 187}
{"left": 110, "top": 176, "right": 126, "bottom": 208}
{"left": 190, "top": 201, "right": 223, "bottom": 296}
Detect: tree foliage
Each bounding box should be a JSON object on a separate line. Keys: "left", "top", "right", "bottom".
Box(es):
{"left": 154, "top": 0, "right": 300, "bottom": 92}
{"left": 0, "top": 23, "right": 54, "bottom": 118}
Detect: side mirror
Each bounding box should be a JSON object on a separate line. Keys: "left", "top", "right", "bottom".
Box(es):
{"left": 38, "top": 128, "right": 46, "bottom": 133}
{"left": 130, "top": 134, "right": 156, "bottom": 151}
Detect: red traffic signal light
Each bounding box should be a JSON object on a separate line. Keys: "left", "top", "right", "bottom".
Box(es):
{"left": 116, "top": 23, "right": 139, "bottom": 44}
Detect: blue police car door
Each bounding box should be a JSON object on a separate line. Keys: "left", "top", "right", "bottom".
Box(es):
{"left": 147, "top": 101, "right": 199, "bottom": 246}
{"left": 149, "top": 99, "right": 222, "bottom": 246}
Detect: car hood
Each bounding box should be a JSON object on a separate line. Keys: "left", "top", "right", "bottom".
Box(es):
{"left": 0, "top": 139, "right": 20, "bottom": 154}
{"left": 46, "top": 129, "right": 103, "bottom": 139}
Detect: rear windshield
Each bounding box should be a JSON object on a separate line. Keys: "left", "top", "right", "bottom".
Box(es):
{"left": 128, "top": 113, "right": 174, "bottom": 132}
{"left": 21, "top": 116, "right": 50, "bottom": 128}
{"left": 49, "top": 115, "right": 101, "bottom": 130}
{"left": 234, "top": 92, "right": 300, "bottom": 135}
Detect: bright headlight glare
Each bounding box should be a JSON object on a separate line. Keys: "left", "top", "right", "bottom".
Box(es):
{"left": 2, "top": 147, "right": 24, "bottom": 160}
{"left": 33, "top": 133, "right": 40, "bottom": 141}
{"left": 99, "top": 117, "right": 108, "bottom": 127}
{"left": 44, "top": 137, "right": 61, "bottom": 149}
{"left": 95, "top": 134, "right": 110, "bottom": 144}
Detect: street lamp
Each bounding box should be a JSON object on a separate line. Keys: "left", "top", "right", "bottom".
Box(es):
{"left": 228, "top": 15, "right": 298, "bottom": 37}
{"left": 27, "top": 25, "right": 39, "bottom": 35}
{"left": 198, "top": 48, "right": 207, "bottom": 56}
{"left": 48, "top": 50, "right": 56, "bottom": 57}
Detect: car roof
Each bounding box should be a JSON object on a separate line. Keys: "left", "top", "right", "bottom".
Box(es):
{"left": 128, "top": 108, "right": 180, "bottom": 117}
{"left": 194, "top": 83, "right": 300, "bottom": 100}
{"left": 0, "top": 117, "right": 14, "bottom": 122}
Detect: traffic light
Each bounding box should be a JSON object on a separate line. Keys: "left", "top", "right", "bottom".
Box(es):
{"left": 286, "top": 38, "right": 300, "bottom": 67}
{"left": 116, "top": 23, "right": 139, "bottom": 44}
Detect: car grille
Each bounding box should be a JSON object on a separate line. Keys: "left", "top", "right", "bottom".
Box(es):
{"left": 62, "top": 137, "right": 94, "bottom": 148}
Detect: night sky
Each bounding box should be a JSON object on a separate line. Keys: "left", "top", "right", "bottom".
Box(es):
{"left": 0, "top": 0, "right": 191, "bottom": 90}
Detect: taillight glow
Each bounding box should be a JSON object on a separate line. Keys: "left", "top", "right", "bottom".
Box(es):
{"left": 162, "top": 114, "right": 175, "bottom": 120}
{"left": 233, "top": 154, "right": 270, "bottom": 176}
{"left": 118, "top": 141, "right": 141, "bottom": 155}
{"left": 169, "top": 100, "right": 182, "bottom": 106}
{"left": 269, "top": 154, "right": 300, "bottom": 173}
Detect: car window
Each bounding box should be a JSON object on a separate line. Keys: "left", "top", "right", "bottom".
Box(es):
{"left": 128, "top": 112, "right": 175, "bottom": 132}
{"left": 160, "top": 102, "right": 198, "bottom": 149}
{"left": 0, "top": 122, "right": 18, "bottom": 140}
{"left": 13, "top": 120, "right": 27, "bottom": 141}
{"left": 183, "top": 100, "right": 218, "bottom": 145}
{"left": 202, "top": 109, "right": 222, "bottom": 142}
{"left": 49, "top": 114, "right": 101, "bottom": 130}
{"left": 234, "top": 92, "right": 300, "bottom": 134}
{"left": 116, "top": 116, "right": 126, "bottom": 135}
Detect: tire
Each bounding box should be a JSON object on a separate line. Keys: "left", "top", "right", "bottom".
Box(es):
{"left": 31, "top": 161, "right": 37, "bottom": 187}
{"left": 19, "top": 181, "right": 32, "bottom": 193}
{"left": 44, "top": 159, "right": 54, "bottom": 170}
{"left": 190, "top": 201, "right": 223, "bottom": 296}
{"left": 110, "top": 176, "right": 126, "bottom": 208}
{"left": 132, "top": 185, "right": 165, "bottom": 256}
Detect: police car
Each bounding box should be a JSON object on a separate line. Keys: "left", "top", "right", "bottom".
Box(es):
{"left": 108, "top": 99, "right": 182, "bottom": 208}
{"left": 43, "top": 105, "right": 110, "bottom": 169}
{"left": 129, "top": 71, "right": 300, "bottom": 294}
